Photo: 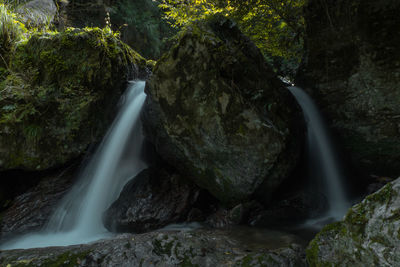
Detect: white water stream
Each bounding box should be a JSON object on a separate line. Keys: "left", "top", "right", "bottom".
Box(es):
{"left": 1, "top": 81, "right": 147, "bottom": 249}
{"left": 289, "top": 86, "right": 350, "bottom": 221}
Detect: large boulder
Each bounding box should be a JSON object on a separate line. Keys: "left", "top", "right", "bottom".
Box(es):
{"left": 298, "top": 0, "right": 400, "bottom": 176}
{"left": 103, "top": 164, "right": 209, "bottom": 233}
{"left": 0, "top": 27, "right": 147, "bottom": 171}
{"left": 306, "top": 177, "right": 400, "bottom": 266}
{"left": 142, "top": 16, "right": 302, "bottom": 205}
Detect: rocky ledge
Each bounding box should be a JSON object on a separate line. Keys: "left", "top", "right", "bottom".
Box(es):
{"left": 0, "top": 229, "right": 306, "bottom": 267}
{"left": 307, "top": 177, "right": 400, "bottom": 266}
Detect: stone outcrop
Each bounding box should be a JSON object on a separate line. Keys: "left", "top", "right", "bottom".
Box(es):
{"left": 0, "top": 27, "right": 147, "bottom": 171}
{"left": 142, "top": 15, "right": 302, "bottom": 205}
{"left": 307, "top": 177, "right": 400, "bottom": 266}
{"left": 103, "top": 164, "right": 212, "bottom": 233}
{"left": 0, "top": 162, "right": 77, "bottom": 241}
{"left": 298, "top": 0, "right": 400, "bottom": 176}
{"left": 0, "top": 229, "right": 306, "bottom": 266}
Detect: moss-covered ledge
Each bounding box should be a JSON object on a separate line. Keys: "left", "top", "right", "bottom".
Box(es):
{"left": 0, "top": 27, "right": 147, "bottom": 171}
{"left": 306, "top": 178, "right": 400, "bottom": 266}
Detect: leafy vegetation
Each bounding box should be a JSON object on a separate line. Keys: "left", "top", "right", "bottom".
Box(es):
{"left": 110, "top": 0, "right": 176, "bottom": 59}
{"left": 0, "top": 3, "right": 27, "bottom": 68}
{"left": 158, "top": 0, "right": 305, "bottom": 77}
{"left": 0, "top": 0, "right": 148, "bottom": 170}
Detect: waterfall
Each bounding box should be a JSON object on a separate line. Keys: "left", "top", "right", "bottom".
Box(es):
{"left": 0, "top": 81, "right": 147, "bottom": 249}
{"left": 288, "top": 86, "right": 349, "bottom": 221}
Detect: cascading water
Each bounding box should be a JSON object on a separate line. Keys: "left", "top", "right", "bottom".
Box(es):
{"left": 0, "top": 81, "right": 147, "bottom": 249}
{"left": 288, "top": 86, "right": 350, "bottom": 221}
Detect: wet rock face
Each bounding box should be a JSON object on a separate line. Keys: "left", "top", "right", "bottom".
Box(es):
{"left": 0, "top": 229, "right": 306, "bottom": 267}
{"left": 0, "top": 27, "right": 147, "bottom": 171}
{"left": 103, "top": 165, "right": 211, "bottom": 233}
{"left": 0, "top": 162, "right": 77, "bottom": 241}
{"left": 299, "top": 0, "right": 400, "bottom": 176}
{"left": 143, "top": 15, "right": 302, "bottom": 205}
{"left": 307, "top": 177, "right": 400, "bottom": 266}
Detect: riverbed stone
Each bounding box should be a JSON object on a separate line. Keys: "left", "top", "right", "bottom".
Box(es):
{"left": 307, "top": 177, "right": 400, "bottom": 266}
{"left": 142, "top": 15, "right": 302, "bottom": 205}
{"left": 0, "top": 229, "right": 306, "bottom": 267}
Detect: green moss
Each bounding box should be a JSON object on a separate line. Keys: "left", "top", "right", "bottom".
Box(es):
{"left": 306, "top": 237, "right": 320, "bottom": 267}
{"left": 39, "top": 251, "right": 91, "bottom": 267}
{"left": 179, "top": 255, "right": 198, "bottom": 267}
{"left": 370, "top": 235, "right": 390, "bottom": 246}
{"left": 344, "top": 203, "right": 369, "bottom": 236}
{"left": 306, "top": 222, "right": 348, "bottom": 267}
{"left": 0, "top": 26, "right": 147, "bottom": 171}
{"left": 177, "top": 245, "right": 198, "bottom": 267}
{"left": 146, "top": 60, "right": 156, "bottom": 70}
{"left": 365, "top": 182, "right": 395, "bottom": 205}
{"left": 124, "top": 242, "right": 132, "bottom": 249}
{"left": 2, "top": 251, "right": 91, "bottom": 267}
{"left": 152, "top": 236, "right": 176, "bottom": 257}
{"left": 240, "top": 255, "right": 254, "bottom": 267}
{"left": 387, "top": 208, "right": 400, "bottom": 221}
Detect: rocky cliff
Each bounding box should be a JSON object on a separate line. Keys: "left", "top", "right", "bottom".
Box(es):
{"left": 298, "top": 0, "right": 400, "bottom": 176}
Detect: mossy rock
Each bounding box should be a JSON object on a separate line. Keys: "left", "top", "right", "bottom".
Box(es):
{"left": 306, "top": 178, "right": 400, "bottom": 266}
{"left": 0, "top": 27, "right": 147, "bottom": 171}
{"left": 0, "top": 229, "right": 306, "bottom": 266}
{"left": 142, "top": 15, "right": 302, "bottom": 205}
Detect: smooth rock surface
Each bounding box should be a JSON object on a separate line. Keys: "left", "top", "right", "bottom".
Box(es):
{"left": 0, "top": 229, "right": 306, "bottom": 267}
{"left": 143, "top": 15, "right": 302, "bottom": 205}
{"left": 307, "top": 177, "right": 400, "bottom": 266}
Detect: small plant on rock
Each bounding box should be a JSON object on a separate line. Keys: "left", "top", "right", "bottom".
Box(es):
{"left": 0, "top": 3, "right": 27, "bottom": 67}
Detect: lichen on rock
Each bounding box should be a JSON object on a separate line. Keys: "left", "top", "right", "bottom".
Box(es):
{"left": 306, "top": 177, "right": 400, "bottom": 266}
{"left": 142, "top": 15, "right": 302, "bottom": 206}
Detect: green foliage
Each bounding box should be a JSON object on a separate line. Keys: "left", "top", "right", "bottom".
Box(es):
{"left": 158, "top": 0, "right": 305, "bottom": 77}
{"left": 158, "top": 0, "right": 227, "bottom": 27}
{"left": 1, "top": 0, "right": 55, "bottom": 30}
{"left": 109, "top": 0, "right": 176, "bottom": 59}
{"left": 0, "top": 0, "right": 30, "bottom": 8}
{"left": 0, "top": 25, "right": 146, "bottom": 170}
{"left": 0, "top": 3, "right": 27, "bottom": 67}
